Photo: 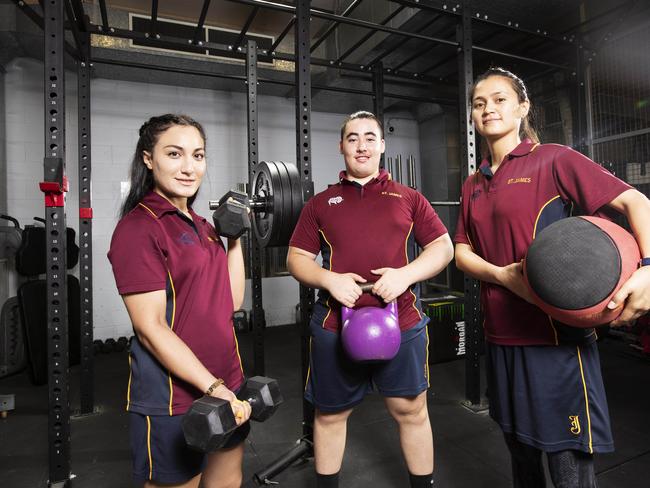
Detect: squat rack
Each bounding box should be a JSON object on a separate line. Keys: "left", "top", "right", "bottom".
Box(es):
{"left": 8, "top": 0, "right": 628, "bottom": 485}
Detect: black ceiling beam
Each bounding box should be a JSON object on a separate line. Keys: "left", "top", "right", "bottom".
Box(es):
{"left": 91, "top": 56, "right": 452, "bottom": 105}
{"left": 389, "top": 0, "right": 576, "bottom": 46}
{"left": 150, "top": 0, "right": 159, "bottom": 35}
{"left": 224, "top": 0, "right": 459, "bottom": 47}
{"left": 336, "top": 5, "right": 405, "bottom": 63}
{"left": 310, "top": 0, "right": 364, "bottom": 54}
{"left": 85, "top": 20, "right": 436, "bottom": 82}
{"left": 269, "top": 17, "right": 295, "bottom": 54}
{"left": 365, "top": 13, "right": 444, "bottom": 68}
{"left": 421, "top": 28, "right": 509, "bottom": 75}
{"left": 192, "top": 0, "right": 212, "bottom": 44}
{"left": 233, "top": 6, "right": 260, "bottom": 49}
{"left": 472, "top": 45, "right": 571, "bottom": 71}
{"left": 98, "top": 0, "right": 109, "bottom": 29}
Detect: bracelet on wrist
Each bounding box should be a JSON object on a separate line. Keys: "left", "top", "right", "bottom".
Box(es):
{"left": 205, "top": 378, "right": 224, "bottom": 396}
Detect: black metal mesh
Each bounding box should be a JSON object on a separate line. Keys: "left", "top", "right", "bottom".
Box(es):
{"left": 591, "top": 23, "right": 650, "bottom": 201}
{"left": 526, "top": 218, "right": 621, "bottom": 310}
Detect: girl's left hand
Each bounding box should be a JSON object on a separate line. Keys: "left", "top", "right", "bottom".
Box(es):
{"left": 608, "top": 266, "right": 650, "bottom": 326}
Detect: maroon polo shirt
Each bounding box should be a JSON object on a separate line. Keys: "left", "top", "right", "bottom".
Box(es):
{"left": 290, "top": 169, "right": 448, "bottom": 332}
{"left": 454, "top": 140, "right": 632, "bottom": 346}
{"left": 108, "top": 191, "right": 244, "bottom": 416}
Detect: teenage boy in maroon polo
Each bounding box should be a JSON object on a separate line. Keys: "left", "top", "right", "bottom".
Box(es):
{"left": 456, "top": 140, "right": 633, "bottom": 346}
{"left": 287, "top": 111, "right": 454, "bottom": 488}
{"left": 109, "top": 190, "right": 244, "bottom": 415}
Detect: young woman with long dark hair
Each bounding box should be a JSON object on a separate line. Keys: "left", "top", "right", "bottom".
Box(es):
{"left": 109, "top": 114, "right": 250, "bottom": 488}
{"left": 455, "top": 68, "right": 650, "bottom": 487}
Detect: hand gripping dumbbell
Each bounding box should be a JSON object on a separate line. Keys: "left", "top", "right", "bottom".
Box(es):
{"left": 211, "top": 190, "right": 251, "bottom": 240}
{"left": 182, "top": 376, "right": 283, "bottom": 453}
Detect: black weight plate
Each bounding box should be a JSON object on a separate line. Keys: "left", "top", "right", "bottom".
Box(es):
{"left": 251, "top": 161, "right": 304, "bottom": 247}
{"left": 272, "top": 161, "right": 293, "bottom": 247}
{"left": 266, "top": 161, "right": 286, "bottom": 246}
{"left": 251, "top": 162, "right": 274, "bottom": 246}
{"left": 286, "top": 162, "right": 303, "bottom": 232}
{"left": 278, "top": 162, "right": 303, "bottom": 246}
{"left": 252, "top": 161, "right": 283, "bottom": 247}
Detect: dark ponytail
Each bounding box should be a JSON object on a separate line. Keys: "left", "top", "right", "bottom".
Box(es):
{"left": 470, "top": 67, "right": 539, "bottom": 158}
{"left": 120, "top": 114, "right": 207, "bottom": 218}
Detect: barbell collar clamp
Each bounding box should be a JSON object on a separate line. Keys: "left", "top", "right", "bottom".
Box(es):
{"left": 209, "top": 198, "right": 269, "bottom": 211}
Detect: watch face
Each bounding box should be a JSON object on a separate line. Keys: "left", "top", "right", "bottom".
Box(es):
{"left": 642, "top": 258, "right": 650, "bottom": 266}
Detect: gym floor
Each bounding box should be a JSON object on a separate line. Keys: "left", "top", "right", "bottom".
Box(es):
{"left": 1, "top": 325, "right": 649, "bottom": 488}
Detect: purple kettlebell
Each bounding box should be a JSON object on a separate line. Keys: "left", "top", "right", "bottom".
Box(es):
{"left": 341, "top": 284, "right": 401, "bottom": 362}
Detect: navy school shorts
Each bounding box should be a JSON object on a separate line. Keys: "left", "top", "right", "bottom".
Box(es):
{"left": 129, "top": 410, "right": 251, "bottom": 484}
{"left": 485, "top": 341, "right": 614, "bottom": 454}
{"left": 305, "top": 304, "right": 431, "bottom": 413}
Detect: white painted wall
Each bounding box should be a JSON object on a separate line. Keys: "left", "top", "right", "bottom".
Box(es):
{"left": 3, "top": 57, "right": 421, "bottom": 339}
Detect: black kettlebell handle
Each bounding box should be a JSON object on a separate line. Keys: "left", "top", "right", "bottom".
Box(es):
{"left": 359, "top": 283, "right": 376, "bottom": 293}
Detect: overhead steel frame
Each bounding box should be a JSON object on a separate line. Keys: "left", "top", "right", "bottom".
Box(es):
{"left": 225, "top": 0, "right": 576, "bottom": 77}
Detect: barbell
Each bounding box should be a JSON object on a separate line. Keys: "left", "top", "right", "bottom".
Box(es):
{"left": 209, "top": 161, "right": 304, "bottom": 248}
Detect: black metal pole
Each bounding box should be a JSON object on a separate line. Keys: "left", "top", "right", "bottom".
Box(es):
{"left": 253, "top": 0, "right": 315, "bottom": 482}
{"left": 246, "top": 39, "right": 266, "bottom": 377}
{"left": 192, "top": 0, "right": 212, "bottom": 44}
{"left": 295, "top": 0, "right": 315, "bottom": 439}
{"left": 372, "top": 62, "right": 385, "bottom": 169}
{"left": 98, "top": 0, "right": 109, "bottom": 29}
{"left": 583, "top": 54, "right": 595, "bottom": 160}
{"left": 77, "top": 33, "right": 95, "bottom": 416}
{"left": 43, "top": 1, "right": 71, "bottom": 486}
{"left": 269, "top": 17, "right": 295, "bottom": 54}
{"left": 573, "top": 40, "right": 588, "bottom": 154}
{"left": 457, "top": 7, "right": 483, "bottom": 409}
{"left": 233, "top": 7, "right": 259, "bottom": 49}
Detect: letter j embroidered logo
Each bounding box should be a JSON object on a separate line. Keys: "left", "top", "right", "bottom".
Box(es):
{"left": 569, "top": 415, "right": 581, "bottom": 435}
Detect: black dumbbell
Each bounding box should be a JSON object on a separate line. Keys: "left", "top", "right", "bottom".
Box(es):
{"left": 212, "top": 190, "right": 251, "bottom": 239}
{"left": 237, "top": 376, "right": 283, "bottom": 421}
{"left": 182, "top": 376, "right": 283, "bottom": 452}
{"left": 114, "top": 336, "right": 129, "bottom": 352}
{"left": 92, "top": 339, "right": 103, "bottom": 355}
{"left": 233, "top": 310, "right": 250, "bottom": 334}
{"left": 102, "top": 339, "right": 115, "bottom": 354}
